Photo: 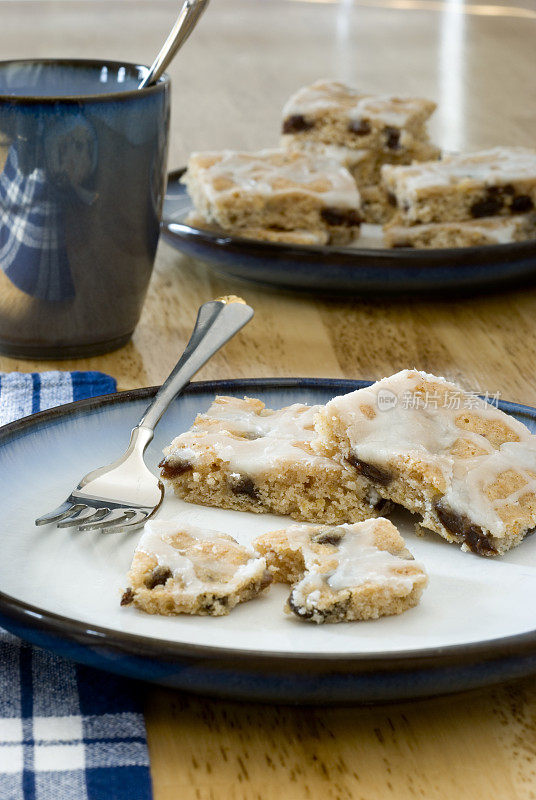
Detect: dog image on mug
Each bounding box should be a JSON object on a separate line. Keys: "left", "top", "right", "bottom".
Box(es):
{"left": 0, "top": 60, "right": 170, "bottom": 358}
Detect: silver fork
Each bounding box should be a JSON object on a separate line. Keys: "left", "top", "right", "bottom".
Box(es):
{"left": 35, "top": 297, "right": 254, "bottom": 533}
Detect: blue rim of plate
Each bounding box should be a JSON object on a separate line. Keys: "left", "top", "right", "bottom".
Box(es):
{"left": 161, "top": 169, "right": 536, "bottom": 296}
{"left": 1, "top": 377, "right": 536, "bottom": 673}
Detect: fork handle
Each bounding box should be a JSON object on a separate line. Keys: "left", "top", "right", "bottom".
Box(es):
{"left": 135, "top": 298, "right": 254, "bottom": 435}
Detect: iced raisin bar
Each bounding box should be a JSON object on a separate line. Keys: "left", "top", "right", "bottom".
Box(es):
{"left": 281, "top": 80, "right": 437, "bottom": 155}
{"left": 282, "top": 138, "right": 440, "bottom": 187}
{"left": 382, "top": 147, "right": 536, "bottom": 225}
{"left": 159, "top": 396, "right": 386, "bottom": 525}
{"left": 314, "top": 370, "right": 536, "bottom": 555}
{"left": 183, "top": 148, "right": 362, "bottom": 245}
{"left": 253, "top": 518, "right": 427, "bottom": 623}
{"left": 121, "top": 519, "right": 272, "bottom": 616}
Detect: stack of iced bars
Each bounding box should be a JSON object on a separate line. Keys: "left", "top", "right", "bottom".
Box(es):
{"left": 182, "top": 82, "right": 536, "bottom": 248}
{"left": 382, "top": 147, "right": 536, "bottom": 247}
{"left": 281, "top": 79, "right": 440, "bottom": 223}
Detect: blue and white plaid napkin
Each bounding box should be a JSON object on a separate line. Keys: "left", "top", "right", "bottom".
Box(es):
{"left": 0, "top": 371, "right": 153, "bottom": 800}
{"left": 0, "top": 145, "right": 74, "bottom": 303}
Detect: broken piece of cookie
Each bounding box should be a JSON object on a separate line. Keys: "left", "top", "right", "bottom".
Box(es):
{"left": 121, "top": 520, "right": 271, "bottom": 616}
{"left": 254, "top": 518, "right": 427, "bottom": 623}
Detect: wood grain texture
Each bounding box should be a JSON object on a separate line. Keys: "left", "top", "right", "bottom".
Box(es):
{"left": 144, "top": 681, "right": 536, "bottom": 800}
{"left": 0, "top": 0, "right": 536, "bottom": 797}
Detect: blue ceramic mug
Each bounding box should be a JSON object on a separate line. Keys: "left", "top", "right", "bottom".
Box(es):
{"left": 0, "top": 59, "right": 170, "bottom": 358}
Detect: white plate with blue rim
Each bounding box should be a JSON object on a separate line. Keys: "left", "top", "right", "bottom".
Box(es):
{"left": 161, "top": 170, "right": 536, "bottom": 298}
{"left": 2, "top": 377, "right": 536, "bottom": 704}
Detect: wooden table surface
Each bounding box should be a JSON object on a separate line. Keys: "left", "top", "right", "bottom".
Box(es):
{"left": 2, "top": 0, "right": 536, "bottom": 796}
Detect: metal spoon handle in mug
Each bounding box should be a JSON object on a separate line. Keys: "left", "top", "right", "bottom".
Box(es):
{"left": 139, "top": 0, "right": 210, "bottom": 89}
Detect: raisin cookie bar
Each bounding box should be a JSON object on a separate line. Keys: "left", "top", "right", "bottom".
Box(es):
{"left": 253, "top": 519, "right": 427, "bottom": 623}
{"left": 185, "top": 210, "right": 329, "bottom": 246}
{"left": 121, "top": 520, "right": 272, "bottom": 616}
{"left": 382, "top": 147, "right": 536, "bottom": 226}
{"left": 159, "top": 396, "right": 386, "bottom": 525}
{"left": 384, "top": 213, "right": 536, "bottom": 248}
{"left": 183, "top": 148, "right": 362, "bottom": 245}
{"left": 314, "top": 370, "right": 536, "bottom": 556}
{"left": 281, "top": 80, "right": 437, "bottom": 156}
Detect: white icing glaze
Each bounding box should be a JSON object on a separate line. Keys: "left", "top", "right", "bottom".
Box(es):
{"left": 139, "top": 521, "right": 201, "bottom": 585}
{"left": 137, "top": 520, "right": 264, "bottom": 596}
{"left": 283, "top": 79, "right": 361, "bottom": 116}
{"left": 283, "top": 80, "right": 434, "bottom": 128}
{"left": 189, "top": 148, "right": 360, "bottom": 210}
{"left": 348, "top": 95, "right": 429, "bottom": 128}
{"left": 445, "top": 442, "right": 536, "bottom": 534}
{"left": 327, "top": 523, "right": 417, "bottom": 591}
{"left": 383, "top": 147, "right": 536, "bottom": 203}
{"left": 321, "top": 369, "right": 536, "bottom": 538}
{"left": 283, "top": 520, "right": 423, "bottom": 592}
{"left": 165, "top": 397, "right": 347, "bottom": 476}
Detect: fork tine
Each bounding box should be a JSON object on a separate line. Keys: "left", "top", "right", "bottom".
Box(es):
{"left": 77, "top": 509, "right": 135, "bottom": 532}
{"left": 35, "top": 502, "right": 84, "bottom": 526}
{"left": 97, "top": 510, "right": 149, "bottom": 534}
{"left": 57, "top": 507, "right": 109, "bottom": 529}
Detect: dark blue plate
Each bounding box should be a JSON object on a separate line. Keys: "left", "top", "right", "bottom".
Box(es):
{"left": 162, "top": 169, "right": 536, "bottom": 296}
{"left": 1, "top": 378, "right": 536, "bottom": 705}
